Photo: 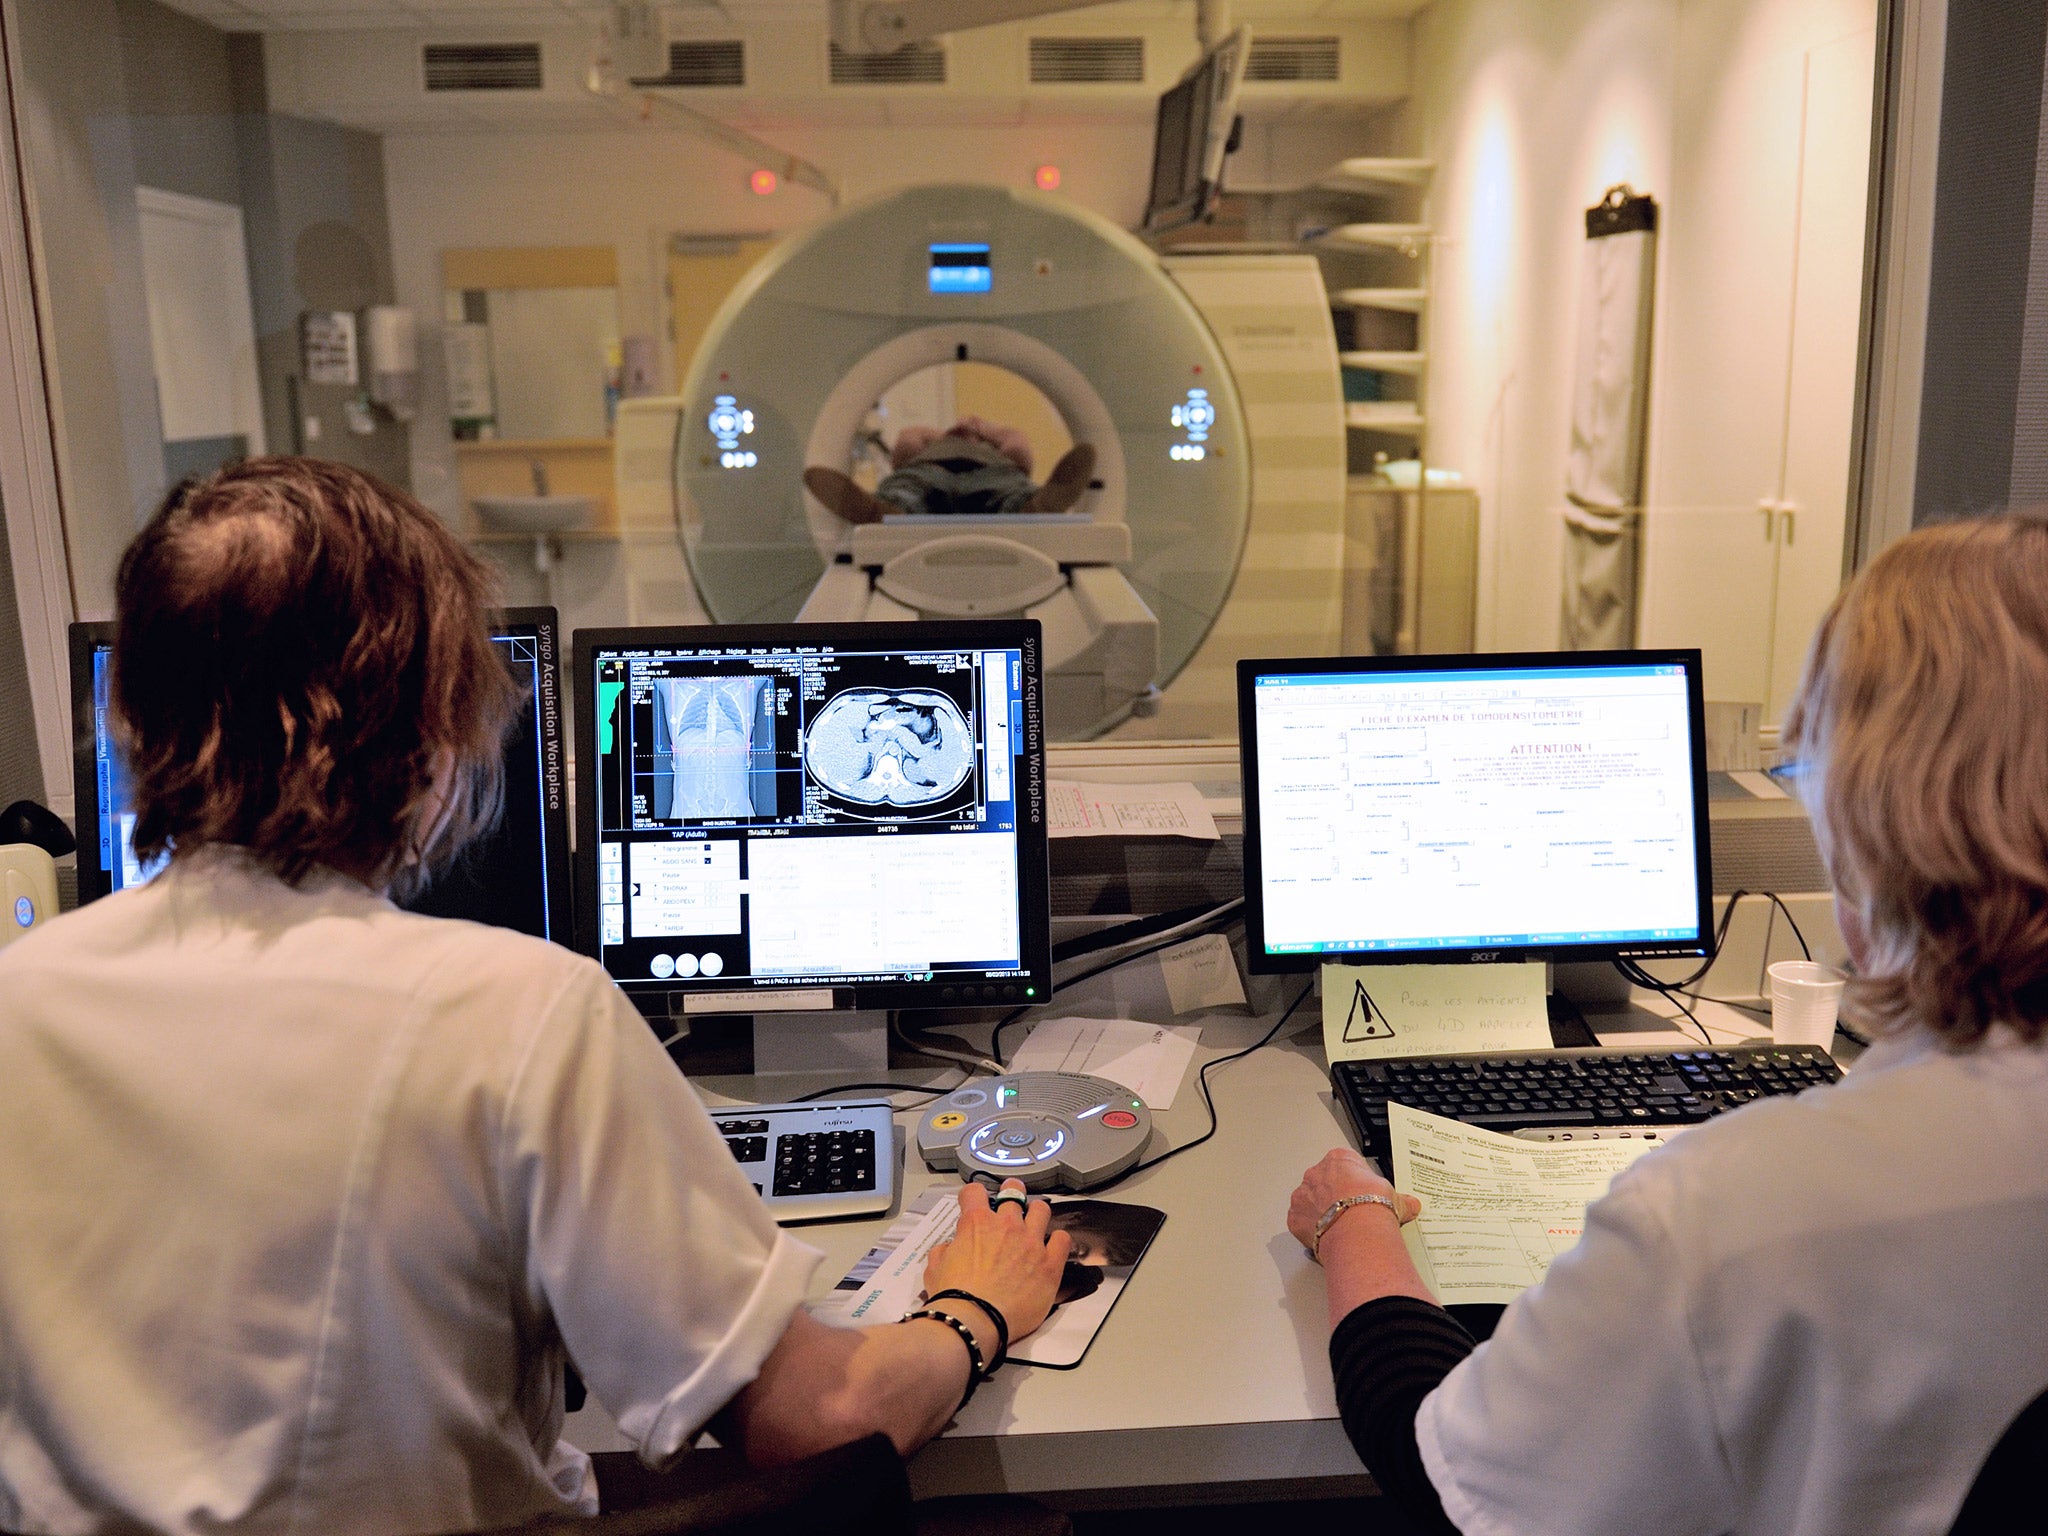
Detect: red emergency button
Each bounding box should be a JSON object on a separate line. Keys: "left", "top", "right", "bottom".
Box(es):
{"left": 1101, "top": 1110, "right": 1139, "bottom": 1130}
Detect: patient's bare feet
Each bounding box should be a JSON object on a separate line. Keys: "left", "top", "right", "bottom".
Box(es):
{"left": 803, "top": 466, "right": 888, "bottom": 524}
{"left": 1022, "top": 444, "right": 1097, "bottom": 515}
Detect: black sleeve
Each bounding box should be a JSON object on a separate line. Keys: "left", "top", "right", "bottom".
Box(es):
{"left": 1330, "top": 1295, "right": 1479, "bottom": 1536}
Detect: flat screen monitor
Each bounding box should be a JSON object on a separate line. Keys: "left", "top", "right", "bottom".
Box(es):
{"left": 1237, "top": 650, "right": 1713, "bottom": 971}
{"left": 572, "top": 620, "right": 1052, "bottom": 1013}
{"left": 69, "top": 608, "right": 572, "bottom": 944}
{"left": 1142, "top": 26, "right": 1248, "bottom": 234}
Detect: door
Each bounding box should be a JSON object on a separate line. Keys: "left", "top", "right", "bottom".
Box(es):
{"left": 668, "top": 238, "right": 775, "bottom": 390}
{"left": 135, "top": 188, "right": 265, "bottom": 479}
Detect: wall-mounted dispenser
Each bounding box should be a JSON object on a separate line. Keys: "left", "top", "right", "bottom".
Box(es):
{"left": 365, "top": 305, "right": 420, "bottom": 422}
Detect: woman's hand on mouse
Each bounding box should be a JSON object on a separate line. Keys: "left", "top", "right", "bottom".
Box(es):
{"left": 1287, "top": 1148, "right": 1422, "bottom": 1251}
{"left": 924, "top": 1179, "right": 1071, "bottom": 1341}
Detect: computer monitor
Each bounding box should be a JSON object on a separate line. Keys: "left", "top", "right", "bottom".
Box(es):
{"left": 1237, "top": 649, "right": 1714, "bottom": 970}
{"left": 1141, "top": 26, "right": 1249, "bottom": 234}
{"left": 571, "top": 620, "right": 1052, "bottom": 1013}
{"left": 69, "top": 608, "right": 572, "bottom": 943}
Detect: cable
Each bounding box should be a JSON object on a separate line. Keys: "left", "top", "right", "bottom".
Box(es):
{"left": 1050, "top": 898, "right": 1244, "bottom": 965}
{"left": 788, "top": 1077, "right": 962, "bottom": 1108}
{"left": 891, "top": 1012, "right": 1003, "bottom": 1075}
{"left": 1086, "top": 977, "right": 1317, "bottom": 1193}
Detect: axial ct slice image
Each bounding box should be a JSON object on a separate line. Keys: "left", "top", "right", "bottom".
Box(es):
{"left": 805, "top": 688, "right": 974, "bottom": 806}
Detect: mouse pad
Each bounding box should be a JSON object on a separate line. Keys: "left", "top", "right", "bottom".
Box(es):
{"left": 817, "top": 1190, "right": 1166, "bottom": 1369}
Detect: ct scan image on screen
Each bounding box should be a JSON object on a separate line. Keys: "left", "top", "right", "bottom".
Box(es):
{"left": 587, "top": 638, "right": 1031, "bottom": 993}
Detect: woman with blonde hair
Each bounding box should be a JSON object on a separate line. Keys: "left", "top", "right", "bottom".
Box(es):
{"left": 1288, "top": 513, "right": 2048, "bottom": 1535}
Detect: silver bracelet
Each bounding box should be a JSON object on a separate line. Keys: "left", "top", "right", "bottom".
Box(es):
{"left": 1309, "top": 1192, "right": 1404, "bottom": 1262}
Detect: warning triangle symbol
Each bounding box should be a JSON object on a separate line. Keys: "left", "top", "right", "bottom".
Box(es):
{"left": 1343, "top": 979, "right": 1397, "bottom": 1043}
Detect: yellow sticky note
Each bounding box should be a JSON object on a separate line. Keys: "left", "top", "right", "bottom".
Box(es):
{"left": 1321, "top": 962, "right": 1551, "bottom": 1062}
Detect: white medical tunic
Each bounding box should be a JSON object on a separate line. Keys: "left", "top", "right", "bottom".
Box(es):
{"left": 1416, "top": 1030, "right": 2048, "bottom": 1536}
{"left": 0, "top": 852, "right": 821, "bottom": 1536}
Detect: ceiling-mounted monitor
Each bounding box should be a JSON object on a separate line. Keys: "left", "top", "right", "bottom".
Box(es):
{"left": 1141, "top": 26, "right": 1249, "bottom": 235}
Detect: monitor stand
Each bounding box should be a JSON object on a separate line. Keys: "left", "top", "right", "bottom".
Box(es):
{"left": 1552, "top": 961, "right": 1683, "bottom": 1038}
{"left": 752, "top": 1009, "right": 890, "bottom": 1078}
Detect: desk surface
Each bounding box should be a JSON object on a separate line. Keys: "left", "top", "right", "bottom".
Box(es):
{"left": 566, "top": 950, "right": 1800, "bottom": 1506}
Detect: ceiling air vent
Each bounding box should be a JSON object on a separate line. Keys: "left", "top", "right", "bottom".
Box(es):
{"left": 829, "top": 42, "right": 945, "bottom": 85}
{"left": 422, "top": 42, "right": 544, "bottom": 92}
{"left": 660, "top": 39, "right": 745, "bottom": 88}
{"left": 1244, "top": 36, "right": 1340, "bottom": 83}
{"left": 1030, "top": 36, "right": 1144, "bottom": 84}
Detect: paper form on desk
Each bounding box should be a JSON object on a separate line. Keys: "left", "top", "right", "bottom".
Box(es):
{"left": 1048, "top": 780, "right": 1220, "bottom": 840}
{"left": 1321, "top": 962, "right": 1552, "bottom": 1063}
{"left": 1009, "top": 1014, "right": 1201, "bottom": 1109}
{"left": 1388, "top": 1102, "right": 1665, "bottom": 1304}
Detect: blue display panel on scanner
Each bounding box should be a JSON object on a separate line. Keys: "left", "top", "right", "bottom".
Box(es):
{"left": 927, "top": 243, "right": 992, "bottom": 293}
{"left": 1237, "top": 649, "right": 1714, "bottom": 970}
{"left": 571, "top": 620, "right": 1053, "bottom": 1014}
{"left": 67, "top": 610, "right": 572, "bottom": 943}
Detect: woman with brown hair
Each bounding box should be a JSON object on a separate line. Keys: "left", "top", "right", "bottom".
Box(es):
{"left": 0, "top": 458, "right": 1067, "bottom": 1536}
{"left": 1288, "top": 513, "right": 2048, "bottom": 1536}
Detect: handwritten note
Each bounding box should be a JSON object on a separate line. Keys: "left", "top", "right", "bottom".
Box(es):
{"left": 1389, "top": 1102, "right": 1667, "bottom": 1303}
{"left": 1157, "top": 933, "right": 1248, "bottom": 1014}
{"left": 1320, "top": 962, "right": 1551, "bottom": 1063}
{"left": 1008, "top": 1014, "right": 1201, "bottom": 1109}
{"left": 1048, "top": 780, "right": 1220, "bottom": 840}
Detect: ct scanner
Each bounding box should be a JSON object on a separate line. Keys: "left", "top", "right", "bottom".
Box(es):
{"left": 673, "top": 183, "right": 1256, "bottom": 739}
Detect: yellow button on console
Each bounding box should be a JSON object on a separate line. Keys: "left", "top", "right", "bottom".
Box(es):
{"left": 931, "top": 1111, "right": 967, "bottom": 1130}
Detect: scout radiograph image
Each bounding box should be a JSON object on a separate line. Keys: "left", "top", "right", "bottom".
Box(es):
{"left": 650, "top": 676, "right": 778, "bottom": 818}
{"left": 804, "top": 689, "right": 973, "bottom": 806}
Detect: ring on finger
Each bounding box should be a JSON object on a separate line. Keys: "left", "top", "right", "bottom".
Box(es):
{"left": 990, "top": 1186, "right": 1030, "bottom": 1214}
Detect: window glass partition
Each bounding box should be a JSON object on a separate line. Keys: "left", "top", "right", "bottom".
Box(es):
{"left": 9, "top": 0, "right": 1881, "bottom": 758}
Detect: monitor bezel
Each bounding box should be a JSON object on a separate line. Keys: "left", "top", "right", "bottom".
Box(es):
{"left": 1140, "top": 26, "right": 1248, "bottom": 235}
{"left": 1236, "top": 647, "right": 1716, "bottom": 973}
{"left": 571, "top": 619, "right": 1054, "bottom": 1014}
{"left": 67, "top": 619, "right": 117, "bottom": 905}
{"left": 68, "top": 608, "right": 573, "bottom": 945}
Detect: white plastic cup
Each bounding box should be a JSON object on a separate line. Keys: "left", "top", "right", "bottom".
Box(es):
{"left": 1769, "top": 960, "right": 1847, "bottom": 1048}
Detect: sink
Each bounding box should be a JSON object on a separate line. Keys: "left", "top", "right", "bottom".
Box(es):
{"left": 473, "top": 495, "right": 595, "bottom": 534}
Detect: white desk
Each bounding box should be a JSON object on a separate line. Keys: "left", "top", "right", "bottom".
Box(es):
{"left": 565, "top": 961, "right": 1809, "bottom": 1507}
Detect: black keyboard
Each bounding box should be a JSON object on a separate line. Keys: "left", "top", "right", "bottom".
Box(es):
{"left": 772, "top": 1128, "right": 879, "bottom": 1197}
{"left": 1332, "top": 1045, "right": 1842, "bottom": 1167}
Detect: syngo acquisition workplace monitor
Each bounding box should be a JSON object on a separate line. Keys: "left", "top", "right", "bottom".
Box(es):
{"left": 573, "top": 621, "right": 1052, "bottom": 1012}
{"left": 68, "top": 609, "right": 571, "bottom": 941}
{"left": 1238, "top": 650, "right": 1713, "bottom": 970}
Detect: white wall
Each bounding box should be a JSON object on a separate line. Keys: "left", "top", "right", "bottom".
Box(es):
{"left": 1413, "top": 0, "right": 1679, "bottom": 652}
{"left": 1413, "top": 0, "right": 1876, "bottom": 673}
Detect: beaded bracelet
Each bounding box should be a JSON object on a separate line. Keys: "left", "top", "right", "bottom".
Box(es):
{"left": 906, "top": 1307, "right": 985, "bottom": 1412}
{"left": 925, "top": 1289, "right": 1011, "bottom": 1372}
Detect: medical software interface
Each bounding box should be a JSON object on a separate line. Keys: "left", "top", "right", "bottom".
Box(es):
{"left": 87, "top": 629, "right": 562, "bottom": 942}
{"left": 589, "top": 639, "right": 1030, "bottom": 992}
{"left": 1252, "top": 662, "right": 1702, "bottom": 955}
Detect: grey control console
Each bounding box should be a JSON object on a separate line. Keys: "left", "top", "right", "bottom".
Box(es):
{"left": 916, "top": 1072, "right": 1153, "bottom": 1191}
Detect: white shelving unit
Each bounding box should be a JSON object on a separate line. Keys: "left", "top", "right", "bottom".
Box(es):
{"left": 1170, "top": 157, "right": 1456, "bottom": 653}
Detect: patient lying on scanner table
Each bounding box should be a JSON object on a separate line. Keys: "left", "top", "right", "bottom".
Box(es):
{"left": 805, "top": 414, "right": 1097, "bottom": 524}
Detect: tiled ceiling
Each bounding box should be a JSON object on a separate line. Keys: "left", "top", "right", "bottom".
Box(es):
{"left": 159, "top": 0, "right": 1425, "bottom": 33}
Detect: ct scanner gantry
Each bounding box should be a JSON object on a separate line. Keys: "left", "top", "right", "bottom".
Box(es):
{"left": 673, "top": 183, "right": 1254, "bottom": 739}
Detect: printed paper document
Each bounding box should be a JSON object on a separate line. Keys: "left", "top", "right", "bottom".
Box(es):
{"left": 1322, "top": 961, "right": 1551, "bottom": 1062}
{"left": 1048, "top": 780, "right": 1220, "bottom": 840}
{"left": 1389, "top": 1102, "right": 1665, "bottom": 1303}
